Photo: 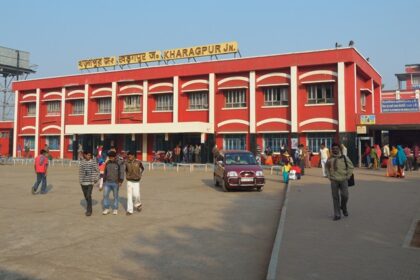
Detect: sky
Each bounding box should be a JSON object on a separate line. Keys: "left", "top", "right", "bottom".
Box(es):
{"left": 2, "top": 0, "right": 420, "bottom": 90}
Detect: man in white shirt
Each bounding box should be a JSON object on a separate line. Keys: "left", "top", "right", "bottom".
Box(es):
{"left": 320, "top": 143, "right": 330, "bottom": 177}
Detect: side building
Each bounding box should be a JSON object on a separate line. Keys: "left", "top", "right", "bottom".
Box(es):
{"left": 12, "top": 47, "right": 381, "bottom": 164}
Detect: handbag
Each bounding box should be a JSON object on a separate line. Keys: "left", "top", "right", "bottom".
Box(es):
{"left": 343, "top": 156, "right": 355, "bottom": 187}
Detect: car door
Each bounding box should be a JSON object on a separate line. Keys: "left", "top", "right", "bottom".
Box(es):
{"left": 215, "top": 155, "right": 224, "bottom": 182}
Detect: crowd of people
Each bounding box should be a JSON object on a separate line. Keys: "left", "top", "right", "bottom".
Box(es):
{"left": 153, "top": 144, "right": 202, "bottom": 164}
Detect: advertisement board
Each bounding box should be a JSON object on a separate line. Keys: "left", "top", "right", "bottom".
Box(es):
{"left": 381, "top": 99, "right": 419, "bottom": 113}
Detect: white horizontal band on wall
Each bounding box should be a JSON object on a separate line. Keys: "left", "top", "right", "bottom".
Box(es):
{"left": 117, "top": 93, "right": 142, "bottom": 97}
{"left": 300, "top": 79, "right": 336, "bottom": 84}
{"left": 299, "top": 70, "right": 338, "bottom": 80}
{"left": 256, "top": 118, "right": 291, "bottom": 127}
{"left": 148, "top": 91, "right": 173, "bottom": 95}
{"left": 302, "top": 129, "right": 336, "bottom": 133}
{"left": 257, "top": 130, "right": 290, "bottom": 133}
{"left": 22, "top": 94, "right": 37, "bottom": 99}
{"left": 217, "top": 76, "right": 249, "bottom": 86}
{"left": 257, "top": 83, "right": 289, "bottom": 88}
{"left": 22, "top": 126, "right": 36, "bottom": 131}
{"left": 182, "top": 79, "right": 209, "bottom": 88}
{"left": 120, "top": 85, "right": 143, "bottom": 92}
{"left": 217, "top": 131, "right": 248, "bottom": 134}
{"left": 299, "top": 118, "right": 338, "bottom": 127}
{"left": 44, "top": 92, "right": 62, "bottom": 98}
{"left": 182, "top": 88, "right": 209, "bottom": 93}
{"left": 67, "top": 90, "right": 85, "bottom": 96}
{"left": 217, "top": 119, "right": 250, "bottom": 128}
{"left": 256, "top": 72, "right": 291, "bottom": 82}
{"left": 92, "top": 87, "right": 112, "bottom": 95}
{"left": 149, "top": 83, "right": 173, "bottom": 90}
{"left": 42, "top": 125, "right": 61, "bottom": 132}
{"left": 90, "top": 95, "right": 112, "bottom": 99}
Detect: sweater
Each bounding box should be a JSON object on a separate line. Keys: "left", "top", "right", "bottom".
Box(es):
{"left": 79, "top": 159, "right": 100, "bottom": 186}
{"left": 326, "top": 155, "right": 354, "bottom": 182}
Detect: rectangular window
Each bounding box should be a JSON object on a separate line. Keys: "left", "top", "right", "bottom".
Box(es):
{"left": 0, "top": 131, "right": 9, "bottom": 138}
{"left": 307, "top": 133, "right": 334, "bottom": 154}
{"left": 188, "top": 91, "right": 208, "bottom": 109}
{"left": 361, "top": 93, "right": 367, "bottom": 111}
{"left": 47, "top": 101, "right": 61, "bottom": 116}
{"left": 46, "top": 136, "right": 60, "bottom": 150}
{"left": 224, "top": 89, "right": 246, "bottom": 108}
{"left": 97, "top": 98, "right": 111, "bottom": 113}
{"left": 263, "top": 87, "right": 288, "bottom": 106}
{"left": 123, "top": 96, "right": 141, "bottom": 112}
{"left": 263, "top": 134, "right": 288, "bottom": 153}
{"left": 26, "top": 103, "right": 36, "bottom": 116}
{"left": 23, "top": 136, "right": 35, "bottom": 150}
{"left": 155, "top": 94, "right": 173, "bottom": 111}
{"left": 307, "top": 84, "right": 334, "bottom": 104}
{"left": 224, "top": 134, "right": 246, "bottom": 150}
{"left": 72, "top": 100, "right": 84, "bottom": 115}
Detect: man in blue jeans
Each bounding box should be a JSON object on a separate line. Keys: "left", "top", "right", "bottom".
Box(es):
{"left": 32, "top": 149, "right": 49, "bottom": 194}
{"left": 102, "top": 151, "right": 124, "bottom": 215}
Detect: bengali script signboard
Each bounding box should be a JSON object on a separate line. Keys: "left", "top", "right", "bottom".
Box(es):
{"left": 78, "top": 57, "right": 117, "bottom": 70}
{"left": 381, "top": 99, "right": 419, "bottom": 113}
{"left": 118, "top": 51, "right": 162, "bottom": 65}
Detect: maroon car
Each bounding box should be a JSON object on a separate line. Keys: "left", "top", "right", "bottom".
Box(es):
{"left": 214, "top": 150, "right": 265, "bottom": 192}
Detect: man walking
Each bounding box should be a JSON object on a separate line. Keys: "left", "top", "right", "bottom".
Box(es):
{"left": 326, "top": 143, "right": 354, "bottom": 221}
{"left": 79, "top": 151, "right": 100, "bottom": 216}
{"left": 102, "top": 151, "right": 124, "bottom": 215}
{"left": 32, "top": 149, "right": 49, "bottom": 194}
{"left": 125, "top": 152, "right": 145, "bottom": 215}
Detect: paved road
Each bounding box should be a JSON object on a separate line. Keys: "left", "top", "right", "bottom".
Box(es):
{"left": 0, "top": 165, "right": 285, "bottom": 280}
{"left": 275, "top": 168, "right": 420, "bottom": 280}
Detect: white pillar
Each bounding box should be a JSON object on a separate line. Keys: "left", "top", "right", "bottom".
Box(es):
{"left": 209, "top": 73, "right": 215, "bottom": 133}
{"left": 249, "top": 71, "right": 256, "bottom": 133}
{"left": 60, "top": 87, "right": 65, "bottom": 159}
{"left": 173, "top": 76, "right": 179, "bottom": 123}
{"left": 111, "top": 81, "right": 117, "bottom": 124}
{"left": 142, "top": 134, "right": 147, "bottom": 161}
{"left": 290, "top": 66, "right": 298, "bottom": 133}
{"left": 354, "top": 63, "right": 358, "bottom": 113}
{"left": 13, "top": 90, "right": 18, "bottom": 157}
{"left": 84, "top": 84, "right": 88, "bottom": 125}
{"left": 337, "top": 62, "right": 346, "bottom": 132}
{"left": 35, "top": 88, "right": 40, "bottom": 156}
{"left": 143, "top": 80, "right": 148, "bottom": 124}
{"left": 371, "top": 79, "right": 375, "bottom": 114}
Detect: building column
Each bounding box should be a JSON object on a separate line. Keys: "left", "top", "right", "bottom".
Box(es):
{"left": 142, "top": 134, "right": 147, "bottom": 161}
{"left": 371, "top": 78, "right": 375, "bottom": 114}
{"left": 111, "top": 81, "right": 117, "bottom": 124}
{"left": 84, "top": 84, "right": 88, "bottom": 125}
{"left": 60, "top": 87, "right": 65, "bottom": 159}
{"left": 290, "top": 66, "right": 298, "bottom": 133}
{"left": 249, "top": 71, "right": 257, "bottom": 155}
{"left": 143, "top": 81, "right": 148, "bottom": 124}
{"left": 13, "top": 90, "right": 18, "bottom": 157}
{"left": 35, "top": 88, "right": 40, "bottom": 156}
{"left": 173, "top": 76, "right": 179, "bottom": 123}
{"left": 209, "top": 73, "right": 215, "bottom": 133}
{"left": 337, "top": 62, "right": 346, "bottom": 132}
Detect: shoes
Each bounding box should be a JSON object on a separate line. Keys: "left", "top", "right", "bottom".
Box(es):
{"left": 31, "top": 188, "right": 37, "bottom": 195}
{"left": 126, "top": 212, "right": 132, "bottom": 216}
{"left": 102, "top": 209, "right": 110, "bottom": 215}
{"left": 85, "top": 211, "right": 92, "bottom": 216}
{"left": 112, "top": 209, "right": 118, "bottom": 215}
{"left": 341, "top": 208, "right": 349, "bottom": 217}
{"left": 136, "top": 204, "right": 142, "bottom": 212}
{"left": 333, "top": 216, "right": 341, "bottom": 221}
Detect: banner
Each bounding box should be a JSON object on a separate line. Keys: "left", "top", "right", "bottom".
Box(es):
{"left": 162, "top": 42, "right": 238, "bottom": 60}
{"left": 360, "top": 115, "right": 376, "bottom": 125}
{"left": 381, "top": 99, "right": 419, "bottom": 113}
{"left": 118, "top": 51, "right": 161, "bottom": 65}
{"left": 78, "top": 57, "right": 117, "bottom": 70}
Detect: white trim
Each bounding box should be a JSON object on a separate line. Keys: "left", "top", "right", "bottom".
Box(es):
{"left": 19, "top": 100, "right": 36, "bottom": 103}
{"left": 40, "top": 133, "right": 61, "bottom": 136}
{"left": 302, "top": 129, "right": 336, "bottom": 133}
{"left": 84, "top": 84, "right": 88, "bottom": 125}
{"left": 257, "top": 118, "right": 292, "bottom": 127}
{"left": 217, "top": 119, "right": 250, "bottom": 128}
{"left": 35, "top": 88, "right": 40, "bottom": 156}
{"left": 23, "top": 115, "right": 36, "bottom": 118}
{"left": 300, "top": 79, "right": 336, "bottom": 84}
{"left": 92, "top": 87, "right": 112, "bottom": 95}
{"left": 18, "top": 133, "right": 36, "bottom": 136}
{"left": 173, "top": 76, "right": 179, "bottom": 123}
{"left": 147, "top": 90, "right": 173, "bottom": 95}
{"left": 182, "top": 79, "right": 209, "bottom": 88}
{"left": 67, "top": 89, "right": 85, "bottom": 96}
{"left": 221, "top": 107, "right": 248, "bottom": 110}
{"left": 261, "top": 105, "right": 288, "bottom": 109}
{"left": 68, "top": 113, "right": 84, "bottom": 116}
{"left": 250, "top": 71, "right": 256, "bottom": 133}
{"left": 209, "top": 73, "right": 215, "bottom": 133}
{"left": 121, "top": 111, "right": 142, "bottom": 114}
{"left": 360, "top": 88, "right": 373, "bottom": 94}
{"left": 354, "top": 63, "right": 357, "bottom": 114}
{"left": 44, "top": 92, "right": 62, "bottom": 98}
{"left": 304, "top": 103, "right": 335, "bottom": 107}
{"left": 66, "top": 122, "right": 213, "bottom": 134}
{"left": 151, "top": 110, "right": 173, "bottom": 113}
{"left": 95, "top": 112, "right": 111, "bottom": 115}
{"left": 217, "top": 76, "right": 249, "bottom": 86}
{"left": 13, "top": 90, "right": 18, "bottom": 157}
{"left": 256, "top": 72, "right": 291, "bottom": 83}
{"left": 65, "top": 96, "right": 85, "bottom": 100}
{"left": 186, "top": 109, "right": 209, "bottom": 112}
{"left": 299, "top": 70, "right": 338, "bottom": 80}
{"left": 257, "top": 83, "right": 289, "bottom": 87}
{"left": 120, "top": 84, "right": 143, "bottom": 92}
{"left": 371, "top": 79, "right": 375, "bottom": 114}
{"left": 42, "top": 125, "right": 61, "bottom": 132}
{"left": 111, "top": 82, "right": 117, "bottom": 124}
{"left": 218, "top": 86, "right": 248, "bottom": 90}
{"left": 42, "top": 98, "right": 62, "bottom": 102}
{"left": 217, "top": 131, "right": 248, "bottom": 134}
{"left": 290, "top": 66, "right": 298, "bottom": 133}
{"left": 182, "top": 88, "right": 209, "bottom": 93}
{"left": 22, "top": 93, "right": 37, "bottom": 99}
{"left": 149, "top": 82, "right": 173, "bottom": 91}
{"left": 142, "top": 134, "right": 147, "bottom": 161}
{"left": 90, "top": 94, "right": 112, "bottom": 99}
{"left": 257, "top": 130, "right": 290, "bottom": 134}
{"left": 143, "top": 81, "right": 148, "bottom": 124}
{"left": 299, "top": 118, "right": 338, "bottom": 127}
{"left": 337, "top": 62, "right": 346, "bottom": 132}
{"left": 117, "top": 92, "right": 143, "bottom": 97}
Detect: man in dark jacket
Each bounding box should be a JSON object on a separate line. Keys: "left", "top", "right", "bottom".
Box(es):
{"left": 79, "top": 151, "right": 99, "bottom": 216}
{"left": 326, "top": 143, "right": 354, "bottom": 221}
{"left": 125, "top": 152, "right": 145, "bottom": 215}
{"left": 102, "top": 151, "right": 124, "bottom": 215}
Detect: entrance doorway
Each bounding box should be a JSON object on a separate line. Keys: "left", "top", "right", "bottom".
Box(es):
{"left": 358, "top": 136, "right": 373, "bottom": 167}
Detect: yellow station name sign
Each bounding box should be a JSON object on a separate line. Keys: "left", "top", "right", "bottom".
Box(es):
{"left": 78, "top": 42, "right": 239, "bottom": 70}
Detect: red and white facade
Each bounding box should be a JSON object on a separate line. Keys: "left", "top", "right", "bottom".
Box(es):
{"left": 12, "top": 47, "right": 382, "bottom": 163}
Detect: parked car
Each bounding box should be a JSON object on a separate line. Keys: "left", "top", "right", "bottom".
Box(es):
{"left": 214, "top": 150, "right": 265, "bottom": 192}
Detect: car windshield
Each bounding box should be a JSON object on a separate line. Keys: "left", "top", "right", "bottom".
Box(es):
{"left": 224, "top": 153, "right": 257, "bottom": 165}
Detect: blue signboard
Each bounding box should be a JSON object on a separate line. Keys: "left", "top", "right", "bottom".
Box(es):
{"left": 381, "top": 99, "right": 419, "bottom": 113}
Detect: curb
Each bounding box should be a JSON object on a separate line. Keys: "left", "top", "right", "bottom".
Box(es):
{"left": 266, "top": 180, "right": 291, "bottom": 280}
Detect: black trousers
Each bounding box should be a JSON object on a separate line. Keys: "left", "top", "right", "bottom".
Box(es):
{"left": 331, "top": 180, "right": 349, "bottom": 217}
{"left": 81, "top": 184, "right": 93, "bottom": 213}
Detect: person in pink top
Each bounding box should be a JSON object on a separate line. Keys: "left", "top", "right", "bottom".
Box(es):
{"left": 32, "top": 149, "right": 49, "bottom": 194}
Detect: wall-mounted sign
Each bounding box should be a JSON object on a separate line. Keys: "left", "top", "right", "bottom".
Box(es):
{"left": 162, "top": 41, "right": 238, "bottom": 60}
{"left": 360, "top": 115, "right": 376, "bottom": 125}
{"left": 356, "top": 125, "right": 367, "bottom": 134}
{"left": 291, "top": 138, "right": 298, "bottom": 149}
{"left": 78, "top": 56, "right": 117, "bottom": 70}
{"left": 381, "top": 99, "right": 419, "bottom": 113}
{"left": 118, "top": 51, "right": 162, "bottom": 65}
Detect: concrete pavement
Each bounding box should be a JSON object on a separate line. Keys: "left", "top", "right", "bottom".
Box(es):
{"left": 275, "top": 167, "right": 420, "bottom": 280}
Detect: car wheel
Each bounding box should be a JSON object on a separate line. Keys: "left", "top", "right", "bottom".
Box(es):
{"left": 214, "top": 174, "right": 220, "bottom": 187}
{"left": 256, "top": 186, "right": 264, "bottom": 192}
{"left": 222, "top": 181, "right": 230, "bottom": 192}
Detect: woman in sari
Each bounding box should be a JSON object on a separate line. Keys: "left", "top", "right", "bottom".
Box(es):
{"left": 396, "top": 145, "right": 407, "bottom": 178}
{"left": 386, "top": 145, "right": 398, "bottom": 177}
{"left": 375, "top": 144, "right": 382, "bottom": 168}
{"left": 370, "top": 146, "right": 378, "bottom": 169}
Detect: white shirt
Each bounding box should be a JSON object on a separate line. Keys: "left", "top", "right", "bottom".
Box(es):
{"left": 320, "top": 147, "right": 329, "bottom": 160}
